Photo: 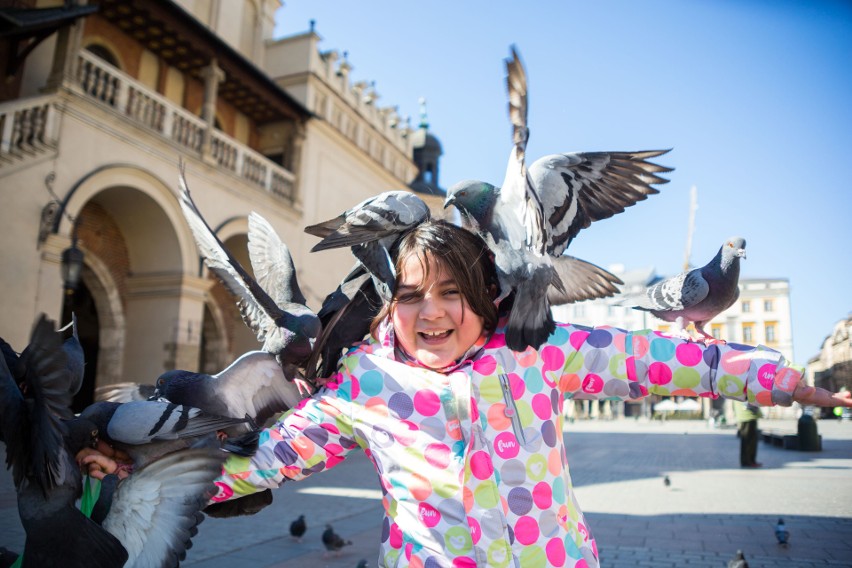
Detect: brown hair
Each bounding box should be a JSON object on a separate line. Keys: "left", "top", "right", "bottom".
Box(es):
{"left": 370, "top": 220, "right": 499, "bottom": 337}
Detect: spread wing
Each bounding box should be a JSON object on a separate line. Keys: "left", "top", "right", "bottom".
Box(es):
{"left": 529, "top": 149, "right": 673, "bottom": 257}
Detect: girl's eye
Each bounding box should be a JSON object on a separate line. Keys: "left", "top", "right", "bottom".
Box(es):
{"left": 443, "top": 288, "right": 460, "bottom": 297}
{"left": 396, "top": 293, "right": 420, "bottom": 303}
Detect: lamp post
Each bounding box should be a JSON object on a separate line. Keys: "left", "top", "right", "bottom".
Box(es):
{"left": 60, "top": 231, "right": 84, "bottom": 296}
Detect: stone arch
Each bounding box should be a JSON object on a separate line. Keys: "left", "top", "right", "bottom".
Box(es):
{"left": 81, "top": 37, "right": 126, "bottom": 71}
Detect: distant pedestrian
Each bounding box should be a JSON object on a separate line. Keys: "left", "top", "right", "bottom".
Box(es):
{"left": 735, "top": 401, "right": 762, "bottom": 467}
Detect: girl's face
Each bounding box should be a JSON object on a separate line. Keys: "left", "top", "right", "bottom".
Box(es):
{"left": 391, "top": 253, "right": 485, "bottom": 370}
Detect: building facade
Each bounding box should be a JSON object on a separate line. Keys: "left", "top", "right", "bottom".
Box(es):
{"left": 0, "top": 0, "right": 438, "bottom": 410}
{"left": 807, "top": 314, "right": 852, "bottom": 417}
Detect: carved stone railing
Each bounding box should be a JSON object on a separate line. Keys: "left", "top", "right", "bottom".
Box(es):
{"left": 68, "top": 50, "right": 295, "bottom": 200}
{"left": 0, "top": 94, "right": 61, "bottom": 163}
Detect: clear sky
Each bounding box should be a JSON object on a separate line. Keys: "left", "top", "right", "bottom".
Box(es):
{"left": 274, "top": 0, "right": 852, "bottom": 363}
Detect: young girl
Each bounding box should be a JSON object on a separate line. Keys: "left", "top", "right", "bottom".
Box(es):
{"left": 83, "top": 219, "right": 850, "bottom": 568}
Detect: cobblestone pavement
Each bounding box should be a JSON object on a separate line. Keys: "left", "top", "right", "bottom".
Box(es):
{"left": 2, "top": 418, "right": 850, "bottom": 567}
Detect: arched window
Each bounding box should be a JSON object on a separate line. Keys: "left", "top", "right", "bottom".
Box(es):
{"left": 85, "top": 44, "right": 120, "bottom": 69}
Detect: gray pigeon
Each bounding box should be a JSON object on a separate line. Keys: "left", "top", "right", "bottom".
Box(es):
{"left": 444, "top": 46, "right": 671, "bottom": 351}
{"left": 79, "top": 399, "right": 254, "bottom": 468}
{"left": 178, "top": 167, "right": 320, "bottom": 382}
{"left": 154, "top": 350, "right": 306, "bottom": 428}
{"left": 727, "top": 550, "right": 749, "bottom": 568}
{"left": 322, "top": 523, "right": 353, "bottom": 556}
{"left": 775, "top": 518, "right": 789, "bottom": 547}
{"left": 632, "top": 237, "right": 746, "bottom": 342}
{"left": 304, "top": 190, "right": 431, "bottom": 302}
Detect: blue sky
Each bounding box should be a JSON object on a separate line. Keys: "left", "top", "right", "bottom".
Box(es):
{"left": 274, "top": 0, "right": 851, "bottom": 362}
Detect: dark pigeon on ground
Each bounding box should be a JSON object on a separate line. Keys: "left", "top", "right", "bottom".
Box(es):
{"left": 178, "top": 166, "right": 320, "bottom": 387}
{"left": 290, "top": 514, "right": 307, "bottom": 541}
{"left": 445, "top": 46, "right": 671, "bottom": 351}
{"left": 322, "top": 523, "right": 353, "bottom": 556}
{"left": 154, "top": 350, "right": 306, "bottom": 429}
{"left": 663, "top": 475, "right": 671, "bottom": 487}
{"left": 79, "top": 399, "right": 254, "bottom": 468}
{"left": 632, "top": 237, "right": 746, "bottom": 342}
{"left": 727, "top": 549, "right": 749, "bottom": 568}
{"left": 775, "top": 518, "right": 789, "bottom": 547}
{"left": 355, "top": 560, "right": 369, "bottom": 568}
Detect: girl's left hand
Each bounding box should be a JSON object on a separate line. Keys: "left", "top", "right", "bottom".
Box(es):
{"left": 792, "top": 384, "right": 852, "bottom": 408}
{"left": 76, "top": 439, "right": 133, "bottom": 480}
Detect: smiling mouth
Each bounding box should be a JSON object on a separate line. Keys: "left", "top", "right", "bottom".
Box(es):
{"left": 419, "top": 330, "right": 452, "bottom": 341}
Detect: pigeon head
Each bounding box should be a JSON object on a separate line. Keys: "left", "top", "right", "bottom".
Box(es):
{"left": 79, "top": 401, "right": 121, "bottom": 440}
{"left": 63, "top": 415, "right": 100, "bottom": 453}
{"left": 723, "top": 237, "right": 747, "bottom": 260}
{"left": 444, "top": 180, "right": 498, "bottom": 225}
{"left": 154, "top": 369, "right": 198, "bottom": 399}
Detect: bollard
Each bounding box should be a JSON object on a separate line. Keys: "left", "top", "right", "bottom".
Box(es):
{"left": 797, "top": 410, "right": 821, "bottom": 451}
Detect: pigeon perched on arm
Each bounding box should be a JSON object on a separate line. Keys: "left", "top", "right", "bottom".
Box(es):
{"left": 632, "top": 237, "right": 746, "bottom": 342}
{"left": 177, "top": 167, "right": 320, "bottom": 386}
{"left": 444, "top": 46, "right": 671, "bottom": 351}
{"left": 153, "top": 350, "right": 306, "bottom": 429}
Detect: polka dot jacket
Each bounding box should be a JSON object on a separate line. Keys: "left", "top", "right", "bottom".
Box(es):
{"left": 211, "top": 319, "right": 803, "bottom": 568}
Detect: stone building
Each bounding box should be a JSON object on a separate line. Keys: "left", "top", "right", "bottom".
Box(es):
{"left": 808, "top": 314, "right": 852, "bottom": 417}
{"left": 0, "top": 0, "right": 442, "bottom": 410}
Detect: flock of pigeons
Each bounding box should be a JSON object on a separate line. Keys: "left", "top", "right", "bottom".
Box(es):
{"left": 0, "top": 46, "right": 752, "bottom": 567}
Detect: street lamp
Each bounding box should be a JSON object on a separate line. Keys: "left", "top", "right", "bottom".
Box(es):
{"left": 61, "top": 233, "right": 84, "bottom": 295}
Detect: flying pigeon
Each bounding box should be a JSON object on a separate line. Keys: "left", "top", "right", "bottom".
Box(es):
{"left": 444, "top": 46, "right": 671, "bottom": 352}
{"left": 290, "top": 514, "right": 307, "bottom": 541}
{"left": 775, "top": 518, "right": 789, "bottom": 547}
{"left": 322, "top": 523, "right": 353, "bottom": 556}
{"left": 79, "top": 399, "right": 255, "bottom": 468}
{"left": 632, "top": 237, "right": 746, "bottom": 342}
{"left": 304, "top": 190, "right": 431, "bottom": 303}
{"left": 177, "top": 167, "right": 320, "bottom": 384}
{"left": 153, "top": 350, "right": 306, "bottom": 429}
{"left": 727, "top": 550, "right": 749, "bottom": 568}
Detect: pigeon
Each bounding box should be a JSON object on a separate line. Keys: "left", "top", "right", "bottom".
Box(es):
{"left": 356, "top": 560, "right": 369, "bottom": 568}
{"left": 632, "top": 237, "right": 746, "bottom": 342}
{"left": 0, "top": 314, "right": 128, "bottom": 566}
{"left": 444, "top": 46, "right": 671, "bottom": 352}
{"left": 60, "top": 313, "right": 85, "bottom": 399}
{"left": 79, "top": 399, "right": 255, "bottom": 468}
{"left": 290, "top": 514, "right": 307, "bottom": 541}
{"left": 153, "top": 350, "right": 306, "bottom": 429}
{"left": 663, "top": 475, "right": 671, "bottom": 487}
{"left": 178, "top": 167, "right": 320, "bottom": 384}
{"left": 727, "top": 550, "right": 749, "bottom": 568}
{"left": 322, "top": 523, "right": 353, "bottom": 556}
{"left": 775, "top": 518, "right": 789, "bottom": 547}
{"left": 304, "top": 190, "right": 431, "bottom": 303}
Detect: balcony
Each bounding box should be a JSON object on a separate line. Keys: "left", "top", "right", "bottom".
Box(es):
{"left": 0, "top": 50, "right": 296, "bottom": 202}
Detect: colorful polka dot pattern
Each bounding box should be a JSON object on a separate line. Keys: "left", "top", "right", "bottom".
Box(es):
{"left": 212, "top": 320, "right": 803, "bottom": 567}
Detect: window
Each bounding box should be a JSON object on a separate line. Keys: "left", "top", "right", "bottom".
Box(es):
{"left": 742, "top": 324, "right": 753, "bottom": 342}
{"left": 711, "top": 324, "right": 724, "bottom": 339}
{"left": 765, "top": 322, "right": 777, "bottom": 343}
{"left": 764, "top": 300, "right": 774, "bottom": 312}
{"left": 742, "top": 301, "right": 751, "bottom": 313}
{"left": 574, "top": 305, "right": 586, "bottom": 318}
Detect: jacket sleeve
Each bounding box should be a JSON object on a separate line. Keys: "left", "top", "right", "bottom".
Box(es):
{"left": 552, "top": 324, "right": 804, "bottom": 407}
{"left": 209, "top": 373, "right": 360, "bottom": 503}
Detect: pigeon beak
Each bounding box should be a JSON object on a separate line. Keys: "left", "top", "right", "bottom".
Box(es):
{"left": 443, "top": 195, "right": 454, "bottom": 209}
{"left": 738, "top": 249, "right": 747, "bottom": 259}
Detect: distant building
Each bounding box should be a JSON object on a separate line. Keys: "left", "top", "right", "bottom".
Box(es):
{"left": 808, "top": 314, "right": 852, "bottom": 417}
{"left": 0, "top": 0, "right": 443, "bottom": 409}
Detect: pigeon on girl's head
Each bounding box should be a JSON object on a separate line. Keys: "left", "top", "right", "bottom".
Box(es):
{"left": 445, "top": 46, "right": 671, "bottom": 352}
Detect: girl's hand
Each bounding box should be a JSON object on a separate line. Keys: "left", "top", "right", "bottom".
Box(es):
{"left": 76, "top": 440, "right": 134, "bottom": 480}
{"left": 792, "top": 384, "right": 852, "bottom": 408}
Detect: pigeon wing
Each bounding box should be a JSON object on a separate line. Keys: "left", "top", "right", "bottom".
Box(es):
{"left": 178, "top": 170, "right": 296, "bottom": 349}
{"left": 0, "top": 337, "right": 27, "bottom": 485}
{"left": 548, "top": 255, "right": 623, "bottom": 305}
{"left": 636, "top": 269, "right": 709, "bottom": 312}
{"left": 212, "top": 351, "right": 306, "bottom": 426}
{"left": 95, "top": 382, "right": 157, "bottom": 403}
{"left": 102, "top": 401, "right": 250, "bottom": 444}
{"left": 247, "top": 211, "right": 309, "bottom": 307}
{"left": 528, "top": 150, "right": 672, "bottom": 256}
{"left": 102, "top": 447, "right": 223, "bottom": 568}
